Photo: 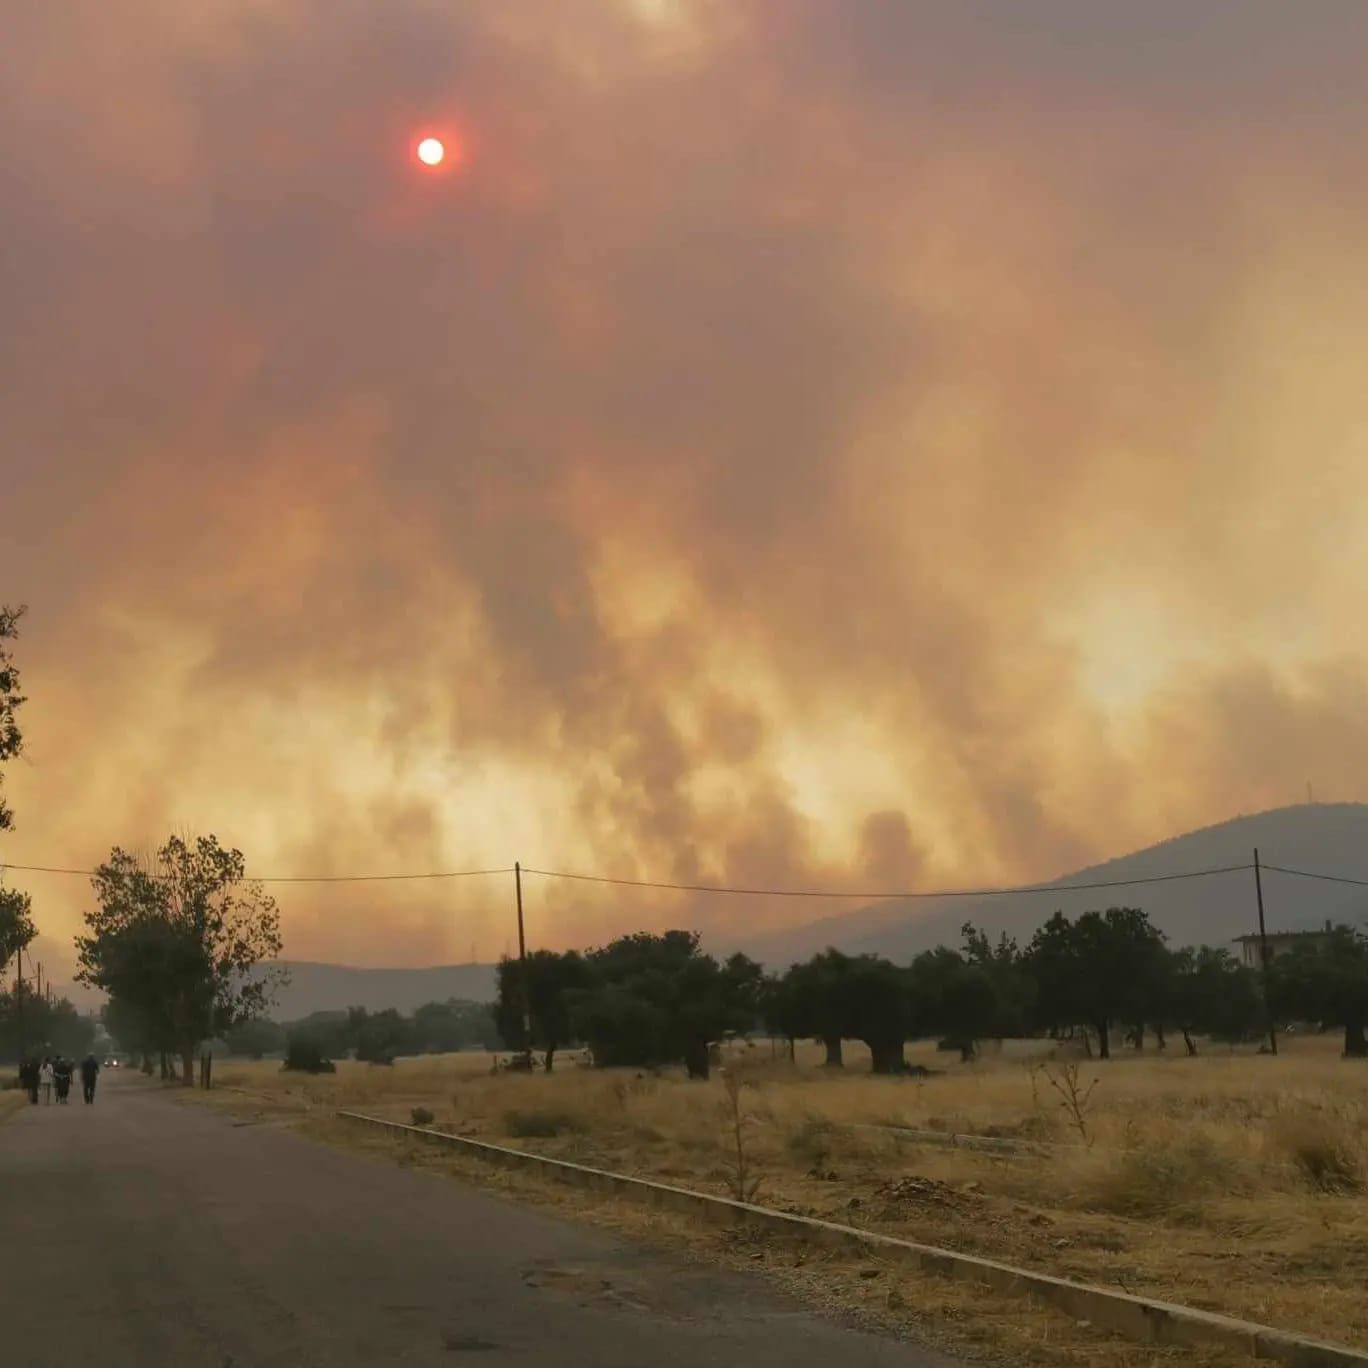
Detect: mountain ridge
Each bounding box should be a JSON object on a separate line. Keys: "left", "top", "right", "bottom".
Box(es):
{"left": 201, "top": 806, "right": 1368, "bottom": 1018}
{"left": 730, "top": 803, "right": 1368, "bottom": 967}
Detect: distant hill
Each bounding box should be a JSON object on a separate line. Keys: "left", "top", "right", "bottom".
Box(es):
{"left": 735, "top": 803, "right": 1368, "bottom": 967}
{"left": 268, "top": 961, "right": 497, "bottom": 1021}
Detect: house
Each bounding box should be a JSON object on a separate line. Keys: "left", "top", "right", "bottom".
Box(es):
{"left": 1233, "top": 920, "right": 1335, "bottom": 969}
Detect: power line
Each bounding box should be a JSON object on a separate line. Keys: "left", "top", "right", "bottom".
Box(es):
{"left": 0, "top": 854, "right": 1361, "bottom": 898}
{"left": 0, "top": 861, "right": 514, "bottom": 885}
{"left": 1261, "top": 862, "right": 1368, "bottom": 889}
{"left": 520, "top": 861, "right": 1256, "bottom": 900}
{"left": 256, "top": 867, "right": 514, "bottom": 885}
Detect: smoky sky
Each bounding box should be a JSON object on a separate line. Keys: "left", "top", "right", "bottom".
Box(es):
{"left": 3, "top": 1, "right": 1368, "bottom": 980}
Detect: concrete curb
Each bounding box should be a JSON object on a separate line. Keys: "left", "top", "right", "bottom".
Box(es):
{"left": 338, "top": 1109, "right": 1366, "bottom": 1368}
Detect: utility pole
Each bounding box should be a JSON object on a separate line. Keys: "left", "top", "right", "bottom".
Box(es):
{"left": 14, "top": 947, "right": 24, "bottom": 1065}
{"left": 515, "top": 862, "right": 533, "bottom": 1070}
{"left": 1253, "top": 848, "right": 1278, "bottom": 1056}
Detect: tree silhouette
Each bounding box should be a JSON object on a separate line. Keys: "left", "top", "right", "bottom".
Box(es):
{"left": 1272, "top": 926, "right": 1368, "bottom": 1058}
{"left": 77, "top": 834, "right": 285, "bottom": 1085}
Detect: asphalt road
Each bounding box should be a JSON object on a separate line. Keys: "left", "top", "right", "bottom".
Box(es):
{"left": 0, "top": 1075, "right": 964, "bottom": 1368}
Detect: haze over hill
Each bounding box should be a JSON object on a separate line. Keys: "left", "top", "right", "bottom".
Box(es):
{"left": 268, "top": 962, "right": 497, "bottom": 1021}
{"left": 242, "top": 805, "right": 1368, "bottom": 1018}
{"left": 735, "top": 804, "right": 1368, "bottom": 967}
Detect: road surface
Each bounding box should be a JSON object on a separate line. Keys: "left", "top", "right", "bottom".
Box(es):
{"left": 0, "top": 1075, "right": 963, "bottom": 1367}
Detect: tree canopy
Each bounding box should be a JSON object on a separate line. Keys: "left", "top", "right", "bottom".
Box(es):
{"left": 495, "top": 948, "right": 592, "bottom": 1072}
{"left": 494, "top": 931, "right": 762, "bottom": 1079}
{"left": 76, "top": 834, "right": 285, "bottom": 1085}
{"left": 0, "top": 605, "right": 35, "bottom": 980}
{"left": 0, "top": 988, "right": 96, "bottom": 1063}
{"left": 1272, "top": 926, "right": 1368, "bottom": 1057}
{"left": 1025, "top": 907, "right": 1169, "bottom": 1058}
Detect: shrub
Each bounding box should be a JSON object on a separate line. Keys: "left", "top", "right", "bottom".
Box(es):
{"left": 1080, "top": 1134, "right": 1251, "bottom": 1217}
{"left": 282, "top": 1036, "right": 336, "bottom": 1074}
{"left": 785, "top": 1114, "right": 838, "bottom": 1168}
{"left": 503, "top": 1107, "right": 580, "bottom": 1139}
{"left": 410, "top": 1107, "right": 435, "bottom": 1126}
{"left": 1273, "top": 1115, "right": 1364, "bottom": 1194}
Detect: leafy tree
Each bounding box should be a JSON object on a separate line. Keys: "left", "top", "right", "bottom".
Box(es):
{"left": 782, "top": 949, "right": 860, "bottom": 1067}
{"left": 495, "top": 949, "right": 591, "bottom": 1072}
{"left": 758, "top": 971, "right": 803, "bottom": 1060}
{"left": 672, "top": 950, "right": 763, "bottom": 1078}
{"left": 101, "top": 994, "right": 163, "bottom": 1068}
{"left": 909, "top": 945, "right": 998, "bottom": 1061}
{"left": 281, "top": 1009, "right": 352, "bottom": 1059}
{"left": 571, "top": 932, "right": 761, "bottom": 1079}
{"left": 1025, "top": 907, "right": 1167, "bottom": 1059}
{"left": 0, "top": 989, "right": 95, "bottom": 1062}
{"left": 224, "top": 1016, "right": 287, "bottom": 1060}
{"left": 571, "top": 979, "right": 669, "bottom": 1070}
{"left": 1167, "top": 946, "right": 1262, "bottom": 1054}
{"left": 348, "top": 1006, "right": 412, "bottom": 1063}
{"left": 843, "top": 954, "right": 914, "bottom": 1074}
{"left": 0, "top": 604, "right": 25, "bottom": 837}
{"left": 282, "top": 1034, "right": 336, "bottom": 1073}
{"left": 411, "top": 998, "right": 502, "bottom": 1054}
{"left": 960, "top": 922, "right": 1034, "bottom": 1038}
{"left": 0, "top": 891, "right": 34, "bottom": 984}
{"left": 76, "top": 834, "right": 285, "bottom": 1085}
{"left": 0, "top": 605, "right": 35, "bottom": 979}
{"left": 1271, "top": 927, "right": 1368, "bottom": 1058}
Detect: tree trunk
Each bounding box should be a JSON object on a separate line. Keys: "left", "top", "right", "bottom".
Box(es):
{"left": 684, "top": 1040, "right": 710, "bottom": 1079}
{"left": 1344, "top": 1019, "right": 1367, "bottom": 1058}
{"left": 544, "top": 1043, "right": 556, "bottom": 1074}
{"left": 181, "top": 1050, "right": 196, "bottom": 1087}
{"left": 959, "top": 1039, "right": 977, "bottom": 1063}
{"left": 1155, "top": 1024, "right": 1167, "bottom": 1051}
{"left": 822, "top": 1036, "right": 844, "bottom": 1068}
{"left": 869, "top": 1040, "right": 906, "bottom": 1075}
{"left": 1095, "top": 1020, "right": 1111, "bottom": 1060}
{"left": 1182, "top": 1029, "right": 1198, "bottom": 1057}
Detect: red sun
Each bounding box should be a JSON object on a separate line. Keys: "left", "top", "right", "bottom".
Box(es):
{"left": 416, "top": 137, "right": 445, "bottom": 167}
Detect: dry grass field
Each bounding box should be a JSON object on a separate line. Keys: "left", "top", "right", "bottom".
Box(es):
{"left": 202, "top": 1035, "right": 1368, "bottom": 1361}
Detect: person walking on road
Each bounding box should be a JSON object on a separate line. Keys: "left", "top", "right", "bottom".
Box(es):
{"left": 38, "top": 1057, "right": 54, "bottom": 1104}
{"left": 80, "top": 1053, "right": 100, "bottom": 1104}
{"left": 20, "top": 1057, "right": 39, "bottom": 1104}
{"left": 54, "top": 1056, "right": 73, "bottom": 1104}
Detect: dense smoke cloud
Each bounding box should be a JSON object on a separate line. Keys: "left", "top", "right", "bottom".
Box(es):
{"left": 3, "top": 2, "right": 1367, "bottom": 979}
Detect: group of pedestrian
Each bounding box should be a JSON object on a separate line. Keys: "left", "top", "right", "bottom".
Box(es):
{"left": 18, "top": 1054, "right": 100, "bottom": 1105}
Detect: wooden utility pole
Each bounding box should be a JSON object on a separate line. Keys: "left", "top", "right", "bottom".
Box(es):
{"left": 1253, "top": 848, "right": 1278, "bottom": 1055}
{"left": 515, "top": 862, "right": 533, "bottom": 1070}
{"left": 14, "top": 948, "right": 24, "bottom": 1064}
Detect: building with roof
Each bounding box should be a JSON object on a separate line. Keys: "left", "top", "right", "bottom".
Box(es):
{"left": 1233, "top": 921, "right": 1335, "bottom": 969}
